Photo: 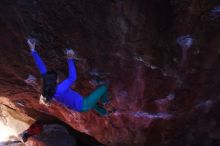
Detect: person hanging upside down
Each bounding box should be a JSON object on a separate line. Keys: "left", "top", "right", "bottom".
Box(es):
{"left": 27, "top": 38, "right": 110, "bottom": 116}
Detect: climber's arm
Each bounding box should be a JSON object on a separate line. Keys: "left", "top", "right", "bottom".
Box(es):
{"left": 57, "top": 49, "right": 77, "bottom": 92}
{"left": 31, "top": 50, "right": 47, "bottom": 75}
{"left": 58, "top": 59, "right": 77, "bottom": 89}
{"left": 27, "top": 38, "right": 47, "bottom": 75}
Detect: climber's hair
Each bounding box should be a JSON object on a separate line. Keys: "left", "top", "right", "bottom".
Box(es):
{"left": 41, "top": 71, "right": 58, "bottom": 102}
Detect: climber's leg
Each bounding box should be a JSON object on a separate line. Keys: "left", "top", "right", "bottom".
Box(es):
{"left": 81, "top": 85, "right": 108, "bottom": 115}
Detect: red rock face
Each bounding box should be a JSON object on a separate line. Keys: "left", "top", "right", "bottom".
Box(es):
{"left": 0, "top": 0, "right": 220, "bottom": 146}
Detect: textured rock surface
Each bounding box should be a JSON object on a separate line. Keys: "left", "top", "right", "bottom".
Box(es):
{"left": 0, "top": 0, "right": 220, "bottom": 145}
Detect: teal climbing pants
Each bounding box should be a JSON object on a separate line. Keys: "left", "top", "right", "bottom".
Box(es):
{"left": 81, "top": 85, "right": 108, "bottom": 115}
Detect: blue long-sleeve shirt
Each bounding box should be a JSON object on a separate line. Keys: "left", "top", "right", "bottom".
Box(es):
{"left": 31, "top": 50, "right": 83, "bottom": 111}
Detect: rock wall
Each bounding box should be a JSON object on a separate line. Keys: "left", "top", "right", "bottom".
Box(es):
{"left": 0, "top": 0, "right": 220, "bottom": 145}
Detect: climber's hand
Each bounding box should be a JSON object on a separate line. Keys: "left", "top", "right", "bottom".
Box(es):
{"left": 27, "top": 38, "right": 37, "bottom": 51}
{"left": 66, "top": 48, "right": 75, "bottom": 59}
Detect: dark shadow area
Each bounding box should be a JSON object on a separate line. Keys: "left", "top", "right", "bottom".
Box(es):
{"left": 24, "top": 108, "right": 104, "bottom": 146}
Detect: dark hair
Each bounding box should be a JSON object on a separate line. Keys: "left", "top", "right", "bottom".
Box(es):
{"left": 42, "top": 71, "right": 58, "bottom": 102}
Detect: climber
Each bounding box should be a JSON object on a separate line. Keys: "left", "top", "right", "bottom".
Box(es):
{"left": 27, "top": 38, "right": 111, "bottom": 116}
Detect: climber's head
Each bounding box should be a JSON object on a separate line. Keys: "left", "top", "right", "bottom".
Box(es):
{"left": 41, "top": 71, "right": 58, "bottom": 103}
